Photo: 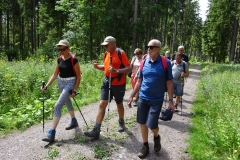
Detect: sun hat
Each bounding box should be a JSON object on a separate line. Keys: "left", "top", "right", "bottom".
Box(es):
{"left": 101, "top": 36, "right": 116, "bottom": 45}
{"left": 56, "top": 39, "right": 70, "bottom": 47}
{"left": 159, "top": 108, "right": 173, "bottom": 121}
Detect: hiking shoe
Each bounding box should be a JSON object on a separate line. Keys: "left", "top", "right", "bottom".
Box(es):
{"left": 138, "top": 145, "right": 149, "bottom": 159}
{"left": 65, "top": 118, "right": 78, "bottom": 130}
{"left": 42, "top": 129, "right": 55, "bottom": 143}
{"left": 175, "top": 103, "right": 179, "bottom": 112}
{"left": 84, "top": 127, "right": 100, "bottom": 139}
{"left": 118, "top": 119, "right": 125, "bottom": 132}
{"left": 154, "top": 135, "right": 161, "bottom": 152}
{"left": 133, "top": 100, "right": 138, "bottom": 106}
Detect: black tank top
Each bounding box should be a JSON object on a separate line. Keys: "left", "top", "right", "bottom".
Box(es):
{"left": 58, "top": 56, "right": 78, "bottom": 78}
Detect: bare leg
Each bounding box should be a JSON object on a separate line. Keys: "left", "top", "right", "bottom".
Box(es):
{"left": 117, "top": 103, "right": 124, "bottom": 119}
{"left": 96, "top": 100, "right": 108, "bottom": 124}
{"left": 52, "top": 117, "right": 60, "bottom": 129}
{"left": 176, "top": 96, "right": 180, "bottom": 104}
{"left": 151, "top": 127, "right": 159, "bottom": 137}
{"left": 68, "top": 110, "right": 75, "bottom": 118}
{"left": 140, "top": 124, "right": 149, "bottom": 142}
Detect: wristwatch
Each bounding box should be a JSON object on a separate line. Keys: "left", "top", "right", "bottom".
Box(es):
{"left": 116, "top": 69, "right": 119, "bottom": 73}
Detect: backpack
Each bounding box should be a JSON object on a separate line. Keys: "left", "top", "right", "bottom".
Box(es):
{"left": 139, "top": 55, "right": 168, "bottom": 92}
{"left": 58, "top": 54, "right": 76, "bottom": 76}
{"left": 103, "top": 48, "right": 125, "bottom": 81}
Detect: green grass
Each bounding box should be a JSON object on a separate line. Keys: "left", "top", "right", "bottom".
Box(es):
{"left": 0, "top": 58, "right": 131, "bottom": 135}
{"left": 187, "top": 63, "right": 240, "bottom": 160}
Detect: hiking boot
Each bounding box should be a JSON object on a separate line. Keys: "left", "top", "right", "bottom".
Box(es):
{"left": 65, "top": 118, "right": 78, "bottom": 130}
{"left": 154, "top": 135, "right": 161, "bottom": 152}
{"left": 138, "top": 145, "right": 149, "bottom": 159}
{"left": 118, "top": 119, "right": 125, "bottom": 132}
{"left": 84, "top": 127, "right": 100, "bottom": 139}
{"left": 42, "top": 129, "right": 55, "bottom": 143}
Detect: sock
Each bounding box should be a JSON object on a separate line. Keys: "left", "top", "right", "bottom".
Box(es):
{"left": 119, "top": 118, "right": 124, "bottom": 122}
{"left": 143, "top": 142, "right": 149, "bottom": 147}
{"left": 154, "top": 135, "right": 160, "bottom": 140}
{"left": 94, "top": 123, "right": 101, "bottom": 129}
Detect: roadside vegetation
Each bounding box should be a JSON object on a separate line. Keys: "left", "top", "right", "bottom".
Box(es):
{"left": 187, "top": 63, "right": 240, "bottom": 160}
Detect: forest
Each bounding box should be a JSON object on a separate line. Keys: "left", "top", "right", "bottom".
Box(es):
{"left": 0, "top": 0, "right": 239, "bottom": 63}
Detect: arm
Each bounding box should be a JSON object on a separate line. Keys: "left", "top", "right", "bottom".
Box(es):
{"left": 166, "top": 80, "right": 175, "bottom": 111}
{"left": 41, "top": 63, "right": 59, "bottom": 91}
{"left": 128, "top": 78, "right": 142, "bottom": 108}
{"left": 73, "top": 62, "right": 81, "bottom": 91}
{"left": 93, "top": 60, "right": 104, "bottom": 71}
{"left": 112, "top": 65, "right": 132, "bottom": 74}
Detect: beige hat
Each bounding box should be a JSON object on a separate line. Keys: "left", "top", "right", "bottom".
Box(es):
{"left": 101, "top": 36, "right": 116, "bottom": 45}
{"left": 56, "top": 39, "right": 70, "bottom": 47}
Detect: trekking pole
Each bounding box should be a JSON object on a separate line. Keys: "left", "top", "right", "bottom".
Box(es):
{"left": 107, "top": 56, "right": 112, "bottom": 133}
{"left": 42, "top": 81, "right": 45, "bottom": 132}
{"left": 180, "top": 82, "right": 184, "bottom": 116}
{"left": 70, "top": 91, "right": 88, "bottom": 127}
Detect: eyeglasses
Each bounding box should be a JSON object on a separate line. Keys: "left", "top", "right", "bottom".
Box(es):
{"left": 145, "top": 46, "right": 160, "bottom": 50}
{"left": 135, "top": 53, "right": 141, "bottom": 55}
{"left": 58, "top": 47, "right": 67, "bottom": 52}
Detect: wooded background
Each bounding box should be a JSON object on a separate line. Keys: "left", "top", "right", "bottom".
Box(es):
{"left": 0, "top": 0, "right": 239, "bottom": 63}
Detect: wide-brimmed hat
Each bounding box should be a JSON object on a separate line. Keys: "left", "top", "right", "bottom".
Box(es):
{"left": 56, "top": 39, "right": 70, "bottom": 48}
{"left": 159, "top": 109, "right": 173, "bottom": 121}
{"left": 101, "top": 36, "right": 116, "bottom": 45}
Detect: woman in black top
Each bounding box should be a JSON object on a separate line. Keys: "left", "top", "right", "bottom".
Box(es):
{"left": 41, "top": 39, "right": 81, "bottom": 143}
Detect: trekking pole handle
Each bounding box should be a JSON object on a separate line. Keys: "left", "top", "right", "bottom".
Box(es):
{"left": 42, "top": 81, "right": 45, "bottom": 89}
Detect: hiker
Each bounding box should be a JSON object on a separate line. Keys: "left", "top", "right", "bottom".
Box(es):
{"left": 171, "top": 45, "right": 189, "bottom": 66}
{"left": 84, "top": 36, "right": 131, "bottom": 139}
{"left": 41, "top": 39, "right": 82, "bottom": 143}
{"left": 128, "top": 39, "right": 175, "bottom": 159}
{"left": 165, "top": 50, "right": 171, "bottom": 60}
{"left": 171, "top": 52, "right": 189, "bottom": 111}
{"left": 130, "top": 48, "right": 143, "bottom": 106}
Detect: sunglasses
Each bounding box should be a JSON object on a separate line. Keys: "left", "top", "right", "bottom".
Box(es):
{"left": 58, "top": 47, "right": 67, "bottom": 52}
{"left": 145, "top": 46, "right": 159, "bottom": 50}
{"left": 135, "top": 53, "right": 141, "bottom": 55}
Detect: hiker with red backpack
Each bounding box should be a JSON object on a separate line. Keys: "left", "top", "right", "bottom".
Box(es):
{"left": 41, "top": 39, "right": 82, "bottom": 143}
{"left": 129, "top": 48, "right": 143, "bottom": 106}
{"left": 171, "top": 52, "right": 189, "bottom": 111}
{"left": 84, "top": 36, "right": 131, "bottom": 139}
{"left": 128, "top": 39, "right": 175, "bottom": 159}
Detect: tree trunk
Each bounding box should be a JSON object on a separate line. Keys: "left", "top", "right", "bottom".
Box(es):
{"left": 229, "top": 0, "right": 239, "bottom": 62}
{"left": 132, "top": 0, "right": 138, "bottom": 55}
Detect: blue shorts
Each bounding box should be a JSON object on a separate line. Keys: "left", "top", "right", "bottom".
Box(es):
{"left": 137, "top": 98, "right": 163, "bottom": 129}
{"left": 101, "top": 81, "right": 126, "bottom": 104}
{"left": 174, "top": 83, "right": 184, "bottom": 96}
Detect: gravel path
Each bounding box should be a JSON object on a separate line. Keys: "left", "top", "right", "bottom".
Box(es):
{"left": 0, "top": 64, "right": 200, "bottom": 160}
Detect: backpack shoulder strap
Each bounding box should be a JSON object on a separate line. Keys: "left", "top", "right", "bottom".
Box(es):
{"left": 139, "top": 59, "right": 146, "bottom": 71}
{"left": 161, "top": 56, "right": 168, "bottom": 71}
{"left": 117, "top": 48, "right": 122, "bottom": 61}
